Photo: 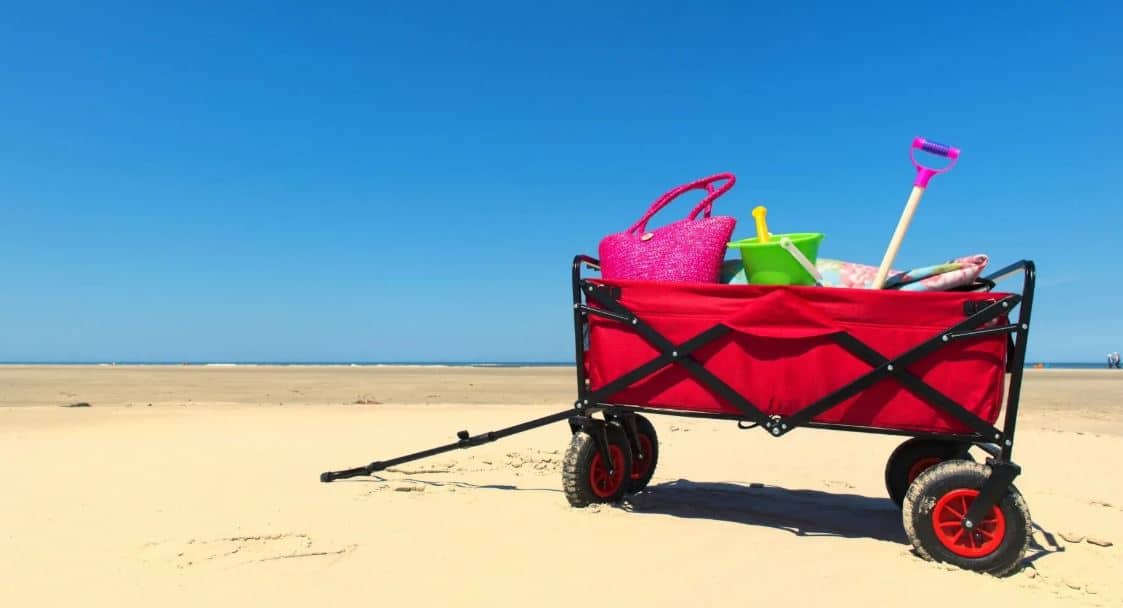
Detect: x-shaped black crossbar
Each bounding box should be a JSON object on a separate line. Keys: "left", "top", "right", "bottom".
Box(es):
{"left": 577, "top": 282, "right": 1021, "bottom": 444}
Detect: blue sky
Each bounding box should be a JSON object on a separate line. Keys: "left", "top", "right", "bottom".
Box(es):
{"left": 1, "top": 1, "right": 1120, "bottom": 363}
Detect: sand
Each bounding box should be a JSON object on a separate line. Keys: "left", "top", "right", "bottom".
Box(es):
{"left": 1, "top": 365, "right": 1120, "bottom": 607}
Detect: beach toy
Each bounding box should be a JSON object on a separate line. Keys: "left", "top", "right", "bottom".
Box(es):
{"left": 728, "top": 205, "right": 823, "bottom": 286}
{"left": 871, "top": 137, "right": 961, "bottom": 289}
{"left": 727, "top": 226, "right": 824, "bottom": 285}
{"left": 751, "top": 205, "right": 771, "bottom": 243}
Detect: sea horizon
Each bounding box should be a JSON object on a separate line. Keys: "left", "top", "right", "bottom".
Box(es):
{"left": 0, "top": 361, "right": 1116, "bottom": 370}
{"left": 0, "top": 361, "right": 574, "bottom": 368}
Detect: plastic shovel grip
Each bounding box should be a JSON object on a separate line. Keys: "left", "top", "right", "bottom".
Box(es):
{"left": 910, "top": 136, "right": 960, "bottom": 188}
{"left": 913, "top": 137, "right": 960, "bottom": 159}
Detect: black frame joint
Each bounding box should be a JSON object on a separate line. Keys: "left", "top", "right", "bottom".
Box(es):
{"left": 962, "top": 460, "right": 1021, "bottom": 529}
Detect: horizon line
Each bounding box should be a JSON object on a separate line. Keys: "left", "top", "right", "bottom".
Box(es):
{"left": 0, "top": 360, "right": 1108, "bottom": 367}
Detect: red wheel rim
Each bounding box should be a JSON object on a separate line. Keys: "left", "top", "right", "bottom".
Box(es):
{"left": 630, "top": 434, "right": 654, "bottom": 480}
{"left": 589, "top": 445, "right": 626, "bottom": 498}
{"left": 931, "top": 489, "right": 1006, "bottom": 558}
{"left": 907, "top": 456, "right": 943, "bottom": 484}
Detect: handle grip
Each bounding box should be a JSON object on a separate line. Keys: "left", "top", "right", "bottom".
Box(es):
{"left": 912, "top": 137, "right": 960, "bottom": 159}
{"left": 910, "top": 136, "right": 960, "bottom": 187}
{"left": 779, "top": 237, "right": 823, "bottom": 285}
{"left": 320, "top": 465, "right": 373, "bottom": 482}
{"left": 627, "top": 173, "right": 736, "bottom": 235}
{"left": 751, "top": 206, "right": 770, "bottom": 243}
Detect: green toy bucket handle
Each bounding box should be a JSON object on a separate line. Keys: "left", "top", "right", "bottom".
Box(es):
{"left": 779, "top": 237, "right": 824, "bottom": 286}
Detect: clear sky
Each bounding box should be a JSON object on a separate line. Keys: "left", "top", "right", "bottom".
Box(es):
{"left": 1, "top": 1, "right": 1120, "bottom": 363}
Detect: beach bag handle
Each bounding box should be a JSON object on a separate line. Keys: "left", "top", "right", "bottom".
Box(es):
{"left": 626, "top": 173, "right": 736, "bottom": 235}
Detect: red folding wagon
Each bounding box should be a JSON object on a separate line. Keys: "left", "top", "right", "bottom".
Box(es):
{"left": 322, "top": 254, "right": 1038, "bottom": 576}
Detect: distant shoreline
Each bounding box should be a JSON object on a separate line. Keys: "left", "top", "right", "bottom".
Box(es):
{"left": 0, "top": 362, "right": 576, "bottom": 369}
{"left": 0, "top": 361, "right": 1115, "bottom": 370}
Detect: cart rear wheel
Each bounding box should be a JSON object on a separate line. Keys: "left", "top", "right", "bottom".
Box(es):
{"left": 902, "top": 460, "right": 1031, "bottom": 576}
{"left": 626, "top": 415, "right": 659, "bottom": 493}
{"left": 885, "top": 438, "right": 973, "bottom": 508}
{"left": 562, "top": 424, "right": 633, "bottom": 507}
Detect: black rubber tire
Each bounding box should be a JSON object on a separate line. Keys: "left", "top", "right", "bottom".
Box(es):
{"left": 902, "top": 460, "right": 1031, "bottom": 577}
{"left": 885, "top": 438, "right": 973, "bottom": 508}
{"left": 562, "top": 424, "right": 633, "bottom": 508}
{"left": 626, "top": 415, "right": 659, "bottom": 493}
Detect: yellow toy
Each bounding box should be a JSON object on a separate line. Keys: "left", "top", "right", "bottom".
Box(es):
{"left": 751, "top": 206, "right": 770, "bottom": 243}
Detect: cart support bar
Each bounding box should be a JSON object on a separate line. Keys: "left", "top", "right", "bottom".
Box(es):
{"left": 946, "top": 324, "right": 1019, "bottom": 341}
{"left": 963, "top": 460, "right": 1021, "bottom": 529}
{"left": 320, "top": 409, "right": 576, "bottom": 483}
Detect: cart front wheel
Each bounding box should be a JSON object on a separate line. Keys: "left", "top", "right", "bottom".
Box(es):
{"left": 563, "top": 425, "right": 633, "bottom": 507}
{"left": 885, "top": 438, "right": 973, "bottom": 508}
{"left": 627, "top": 415, "right": 659, "bottom": 493}
{"left": 902, "top": 460, "right": 1031, "bottom": 577}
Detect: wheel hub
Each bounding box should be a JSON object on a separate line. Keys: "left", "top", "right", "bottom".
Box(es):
{"left": 907, "top": 456, "right": 943, "bottom": 484}
{"left": 631, "top": 434, "right": 653, "bottom": 480}
{"left": 932, "top": 488, "right": 1006, "bottom": 558}
{"left": 589, "top": 445, "right": 626, "bottom": 498}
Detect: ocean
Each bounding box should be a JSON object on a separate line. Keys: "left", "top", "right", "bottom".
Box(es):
{"left": 1026, "top": 362, "right": 1120, "bottom": 370}
{"left": 0, "top": 361, "right": 1116, "bottom": 369}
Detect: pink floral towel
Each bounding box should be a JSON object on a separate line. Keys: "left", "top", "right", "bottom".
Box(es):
{"left": 722, "top": 254, "right": 989, "bottom": 291}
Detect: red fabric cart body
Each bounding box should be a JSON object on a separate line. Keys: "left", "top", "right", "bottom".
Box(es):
{"left": 584, "top": 279, "right": 1011, "bottom": 435}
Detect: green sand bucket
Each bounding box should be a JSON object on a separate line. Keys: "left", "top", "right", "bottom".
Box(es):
{"left": 727, "top": 232, "right": 825, "bottom": 285}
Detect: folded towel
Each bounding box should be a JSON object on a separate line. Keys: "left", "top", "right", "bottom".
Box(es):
{"left": 722, "top": 254, "right": 989, "bottom": 292}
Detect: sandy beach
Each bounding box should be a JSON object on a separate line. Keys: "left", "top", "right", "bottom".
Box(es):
{"left": 1, "top": 365, "right": 1120, "bottom": 606}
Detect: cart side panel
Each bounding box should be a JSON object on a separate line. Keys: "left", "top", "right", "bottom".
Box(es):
{"left": 584, "top": 280, "right": 1010, "bottom": 435}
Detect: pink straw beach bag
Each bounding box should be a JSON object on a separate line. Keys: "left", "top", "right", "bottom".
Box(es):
{"left": 598, "top": 173, "right": 737, "bottom": 283}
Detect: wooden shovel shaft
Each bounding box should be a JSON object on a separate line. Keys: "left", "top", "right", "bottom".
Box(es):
{"left": 872, "top": 185, "right": 926, "bottom": 289}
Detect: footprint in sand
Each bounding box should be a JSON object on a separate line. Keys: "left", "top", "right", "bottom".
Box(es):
{"left": 360, "top": 449, "right": 563, "bottom": 495}
{"left": 382, "top": 450, "right": 561, "bottom": 476}
{"left": 505, "top": 449, "right": 562, "bottom": 474}
{"left": 385, "top": 465, "right": 456, "bottom": 475}
{"left": 140, "top": 533, "right": 355, "bottom": 568}
{"left": 1089, "top": 499, "right": 1117, "bottom": 510}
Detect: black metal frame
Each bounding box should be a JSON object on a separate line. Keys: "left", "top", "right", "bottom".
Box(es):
{"left": 322, "top": 254, "right": 1036, "bottom": 532}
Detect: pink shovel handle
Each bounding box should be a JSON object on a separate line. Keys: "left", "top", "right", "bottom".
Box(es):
{"left": 910, "top": 137, "right": 961, "bottom": 188}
